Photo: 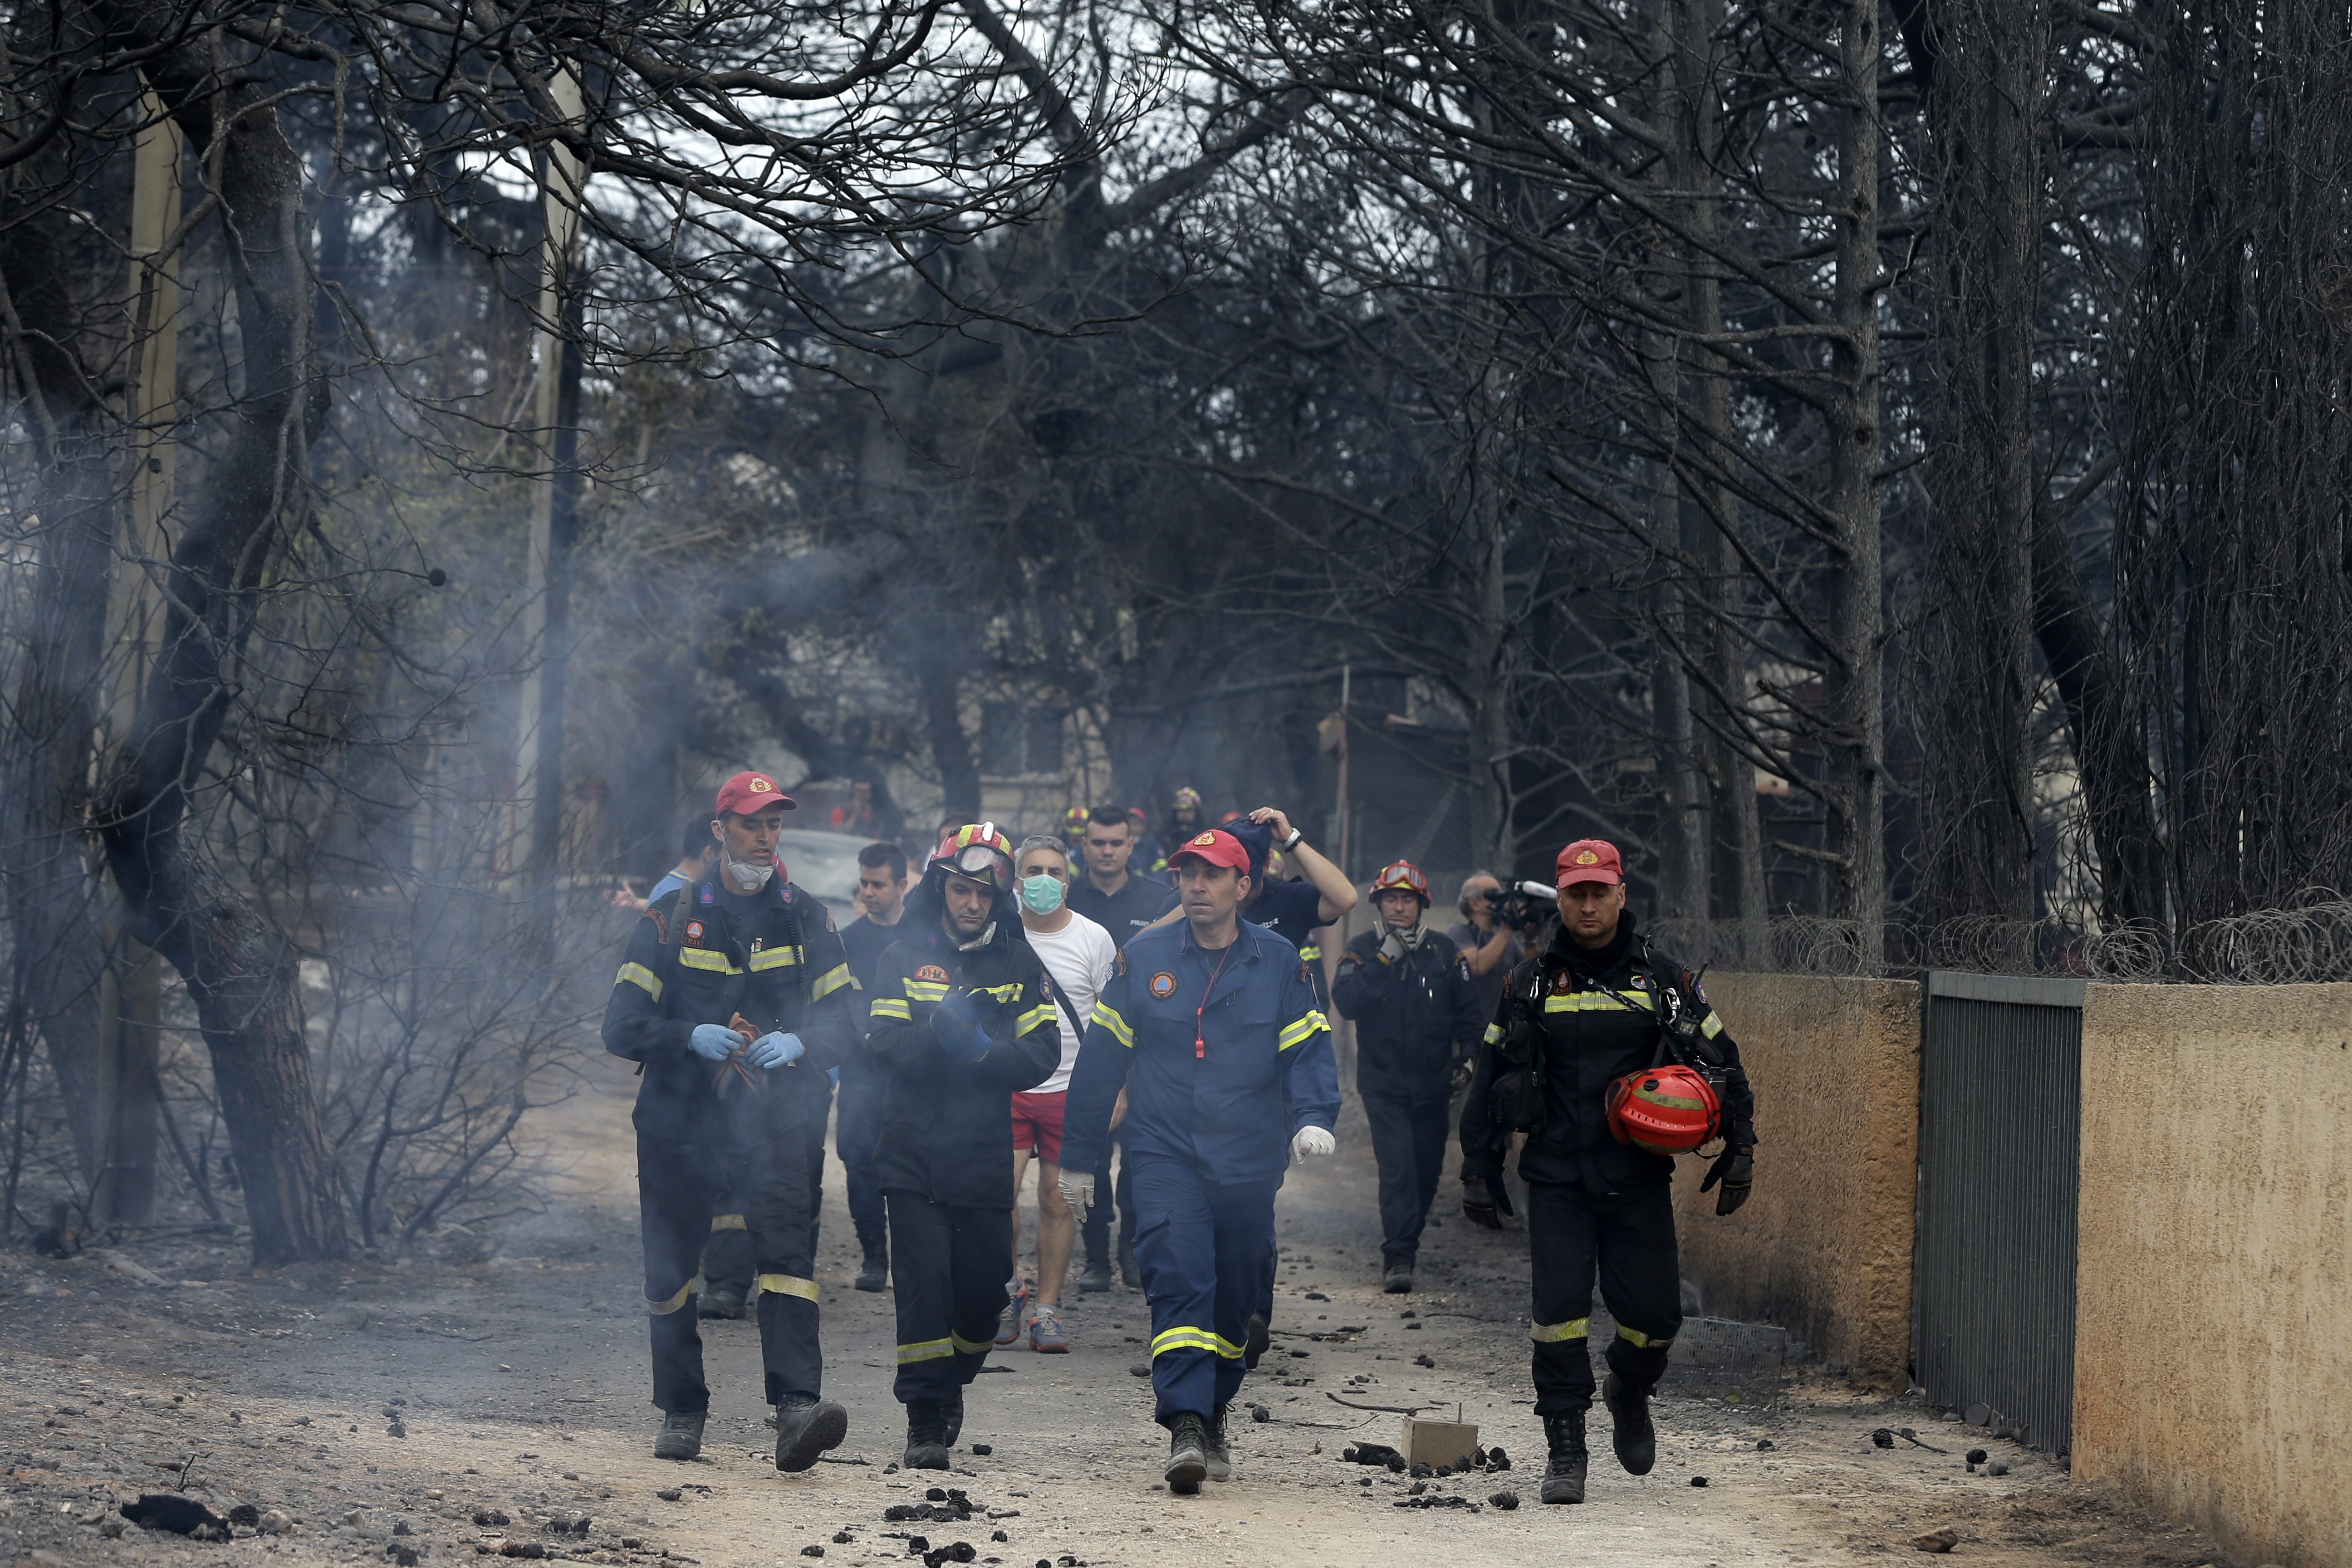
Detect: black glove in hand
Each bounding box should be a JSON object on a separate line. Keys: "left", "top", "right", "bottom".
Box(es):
{"left": 1450, "top": 1058, "right": 1475, "bottom": 1093}
{"left": 1701, "top": 1146, "right": 1754, "bottom": 1216}
{"left": 1460, "top": 1176, "right": 1503, "bottom": 1230}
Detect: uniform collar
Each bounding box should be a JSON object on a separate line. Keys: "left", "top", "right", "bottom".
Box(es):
{"left": 1180, "top": 917, "right": 1261, "bottom": 964}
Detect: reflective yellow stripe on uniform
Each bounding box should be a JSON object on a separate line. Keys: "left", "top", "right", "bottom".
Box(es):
{"left": 1542, "top": 990, "right": 1656, "bottom": 1014}
{"left": 1299, "top": 944, "right": 1322, "bottom": 963}
{"left": 949, "top": 1329, "right": 995, "bottom": 1355}
{"left": 1152, "top": 1326, "right": 1245, "bottom": 1360}
{"left": 903, "top": 978, "right": 949, "bottom": 1003}
{"left": 870, "top": 997, "right": 913, "bottom": 1022}
{"left": 1616, "top": 1323, "right": 1675, "bottom": 1349}
{"left": 752, "top": 1274, "right": 819, "bottom": 1302}
{"left": 972, "top": 982, "right": 1023, "bottom": 1004}
{"left": 811, "top": 963, "right": 857, "bottom": 1000}
{"left": 1015, "top": 1003, "right": 1058, "bottom": 1037}
{"left": 748, "top": 947, "right": 801, "bottom": 972}
{"left": 1092, "top": 1003, "right": 1135, "bottom": 1047}
{"left": 1700, "top": 1011, "right": 1724, "bottom": 1039}
{"left": 1277, "top": 1010, "right": 1330, "bottom": 1051}
{"left": 710, "top": 1213, "right": 745, "bottom": 1232}
{"left": 898, "top": 1338, "right": 955, "bottom": 1364}
{"left": 1529, "top": 1317, "right": 1591, "bottom": 1343}
{"left": 1483, "top": 1022, "right": 1504, "bottom": 1044}
{"left": 679, "top": 948, "right": 741, "bottom": 975}
{"left": 617, "top": 961, "right": 663, "bottom": 1000}
{"left": 647, "top": 1274, "right": 706, "bottom": 1315}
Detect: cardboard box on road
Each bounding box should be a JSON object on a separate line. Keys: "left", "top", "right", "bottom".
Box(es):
{"left": 1401, "top": 1415, "right": 1479, "bottom": 1468}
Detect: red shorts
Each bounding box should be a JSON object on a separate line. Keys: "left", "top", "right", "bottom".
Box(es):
{"left": 1009, "top": 1091, "right": 1067, "bottom": 1166}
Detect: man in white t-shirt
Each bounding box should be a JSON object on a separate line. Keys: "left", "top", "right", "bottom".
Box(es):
{"left": 998, "top": 834, "right": 1117, "bottom": 1354}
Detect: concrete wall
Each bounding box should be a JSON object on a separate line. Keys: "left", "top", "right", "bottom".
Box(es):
{"left": 1670, "top": 972, "right": 1921, "bottom": 1387}
{"left": 2073, "top": 983, "right": 2352, "bottom": 1568}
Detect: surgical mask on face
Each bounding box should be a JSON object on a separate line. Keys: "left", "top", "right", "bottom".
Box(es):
{"left": 725, "top": 853, "right": 774, "bottom": 891}
{"left": 1019, "top": 873, "right": 1066, "bottom": 915}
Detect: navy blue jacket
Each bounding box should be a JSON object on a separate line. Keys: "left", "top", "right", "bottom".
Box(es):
{"left": 1062, "top": 917, "right": 1339, "bottom": 1186}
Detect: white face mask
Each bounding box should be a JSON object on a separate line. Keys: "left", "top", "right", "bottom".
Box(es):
{"left": 724, "top": 853, "right": 774, "bottom": 891}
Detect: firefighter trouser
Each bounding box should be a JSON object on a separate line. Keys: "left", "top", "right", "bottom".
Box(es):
{"left": 702, "top": 1196, "right": 753, "bottom": 1299}
{"left": 1525, "top": 1178, "right": 1681, "bottom": 1416}
{"left": 1130, "top": 1153, "right": 1279, "bottom": 1424}
{"left": 1362, "top": 1093, "right": 1450, "bottom": 1268}
{"left": 886, "top": 1191, "right": 1011, "bottom": 1406}
{"left": 835, "top": 1056, "right": 887, "bottom": 1246}
{"left": 638, "top": 1121, "right": 825, "bottom": 1412}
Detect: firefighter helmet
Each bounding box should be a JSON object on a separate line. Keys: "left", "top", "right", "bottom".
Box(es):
{"left": 933, "top": 822, "right": 1016, "bottom": 892}
{"left": 1369, "top": 859, "right": 1433, "bottom": 906}
{"left": 1605, "top": 1063, "right": 1722, "bottom": 1155}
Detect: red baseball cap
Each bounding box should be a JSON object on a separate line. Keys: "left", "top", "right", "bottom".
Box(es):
{"left": 1555, "top": 838, "right": 1623, "bottom": 888}
{"left": 1166, "top": 828, "right": 1250, "bottom": 873}
{"left": 715, "top": 771, "right": 796, "bottom": 817}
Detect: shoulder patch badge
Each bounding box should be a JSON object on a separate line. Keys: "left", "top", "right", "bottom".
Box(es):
{"left": 915, "top": 964, "right": 951, "bottom": 984}
{"left": 685, "top": 920, "right": 706, "bottom": 945}
{"left": 1148, "top": 970, "right": 1179, "bottom": 999}
{"left": 699, "top": 885, "right": 715, "bottom": 905}
{"left": 1551, "top": 970, "right": 1573, "bottom": 994}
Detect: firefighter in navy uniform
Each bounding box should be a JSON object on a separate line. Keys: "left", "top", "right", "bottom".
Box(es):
{"left": 1457, "top": 838, "right": 1757, "bottom": 1506}
{"left": 602, "top": 772, "right": 863, "bottom": 1473}
{"left": 1330, "top": 859, "right": 1485, "bottom": 1294}
{"left": 862, "top": 823, "right": 1063, "bottom": 1470}
{"left": 1058, "top": 828, "right": 1340, "bottom": 1497}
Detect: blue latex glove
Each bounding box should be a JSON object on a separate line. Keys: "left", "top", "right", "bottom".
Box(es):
{"left": 689, "top": 1023, "right": 745, "bottom": 1061}
{"left": 930, "top": 992, "right": 991, "bottom": 1063}
{"left": 746, "top": 1030, "right": 804, "bottom": 1070}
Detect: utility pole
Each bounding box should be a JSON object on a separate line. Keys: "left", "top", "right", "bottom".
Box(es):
{"left": 94, "top": 93, "right": 182, "bottom": 1227}
{"left": 515, "top": 70, "right": 586, "bottom": 941}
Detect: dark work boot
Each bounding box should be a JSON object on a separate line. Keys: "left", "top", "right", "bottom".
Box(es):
{"left": 653, "top": 1410, "right": 706, "bottom": 1462}
{"left": 1382, "top": 1261, "right": 1415, "bottom": 1294}
{"left": 1539, "top": 1413, "right": 1588, "bottom": 1504}
{"left": 699, "top": 1288, "right": 746, "bottom": 1320}
{"left": 854, "top": 1234, "right": 889, "bottom": 1294}
{"left": 1244, "top": 1314, "right": 1269, "bottom": 1371}
{"left": 1118, "top": 1239, "right": 1142, "bottom": 1289}
{"left": 1204, "top": 1404, "right": 1233, "bottom": 1482}
{"left": 1163, "top": 1412, "right": 1209, "bottom": 1495}
{"left": 1602, "top": 1374, "right": 1656, "bottom": 1476}
{"left": 903, "top": 1403, "right": 951, "bottom": 1470}
{"left": 1076, "top": 1243, "right": 1113, "bottom": 1294}
{"left": 772, "top": 1394, "right": 848, "bottom": 1473}
{"left": 941, "top": 1388, "right": 965, "bottom": 1448}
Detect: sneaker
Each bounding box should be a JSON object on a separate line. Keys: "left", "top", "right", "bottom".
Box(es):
{"left": 1602, "top": 1373, "right": 1656, "bottom": 1476}
{"left": 699, "top": 1288, "right": 747, "bottom": 1319}
{"left": 1163, "top": 1412, "right": 1208, "bottom": 1495}
{"left": 1539, "top": 1412, "right": 1588, "bottom": 1504}
{"left": 1027, "top": 1305, "right": 1069, "bottom": 1354}
{"left": 1076, "top": 1252, "right": 1113, "bottom": 1294}
{"left": 772, "top": 1394, "right": 848, "bottom": 1473}
{"left": 1204, "top": 1403, "right": 1233, "bottom": 1483}
{"left": 994, "top": 1279, "right": 1031, "bottom": 1347}
{"left": 854, "top": 1235, "right": 889, "bottom": 1294}
{"left": 903, "top": 1401, "right": 952, "bottom": 1470}
{"left": 653, "top": 1410, "right": 705, "bottom": 1461}
{"left": 1382, "top": 1264, "right": 1414, "bottom": 1294}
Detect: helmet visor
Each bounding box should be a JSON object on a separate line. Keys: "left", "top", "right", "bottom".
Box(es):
{"left": 946, "top": 842, "right": 1014, "bottom": 891}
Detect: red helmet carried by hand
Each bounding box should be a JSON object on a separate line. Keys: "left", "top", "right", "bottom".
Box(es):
{"left": 1605, "top": 1063, "right": 1723, "bottom": 1155}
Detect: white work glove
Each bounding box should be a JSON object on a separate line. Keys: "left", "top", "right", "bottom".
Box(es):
{"left": 1291, "top": 1126, "right": 1336, "bottom": 1164}
{"left": 688, "top": 1023, "right": 746, "bottom": 1061}
{"left": 746, "top": 1030, "right": 804, "bottom": 1070}
{"left": 1057, "top": 1171, "right": 1096, "bottom": 1213}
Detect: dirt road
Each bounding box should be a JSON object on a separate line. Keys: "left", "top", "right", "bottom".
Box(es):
{"left": 4, "top": 1057, "right": 2230, "bottom": 1567}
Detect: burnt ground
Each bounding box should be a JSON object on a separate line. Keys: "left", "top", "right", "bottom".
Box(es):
{"left": 3, "top": 1055, "right": 2242, "bottom": 1568}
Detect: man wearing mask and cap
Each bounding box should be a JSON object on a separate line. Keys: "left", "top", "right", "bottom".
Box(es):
{"left": 863, "top": 823, "right": 1064, "bottom": 1469}
{"left": 1058, "top": 828, "right": 1340, "bottom": 1497}
{"left": 1456, "top": 839, "right": 1759, "bottom": 1507}
{"left": 1331, "top": 859, "right": 1485, "bottom": 1294}
{"left": 603, "top": 771, "right": 863, "bottom": 1473}
{"left": 994, "top": 836, "right": 1117, "bottom": 1353}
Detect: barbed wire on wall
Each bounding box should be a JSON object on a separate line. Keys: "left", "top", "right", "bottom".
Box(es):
{"left": 1650, "top": 896, "right": 2352, "bottom": 985}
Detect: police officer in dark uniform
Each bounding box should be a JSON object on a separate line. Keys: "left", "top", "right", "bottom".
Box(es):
{"left": 1060, "top": 828, "right": 1340, "bottom": 1496}
{"left": 1330, "top": 859, "right": 1485, "bottom": 1295}
{"left": 863, "top": 823, "right": 1063, "bottom": 1469}
{"left": 1457, "top": 838, "right": 1757, "bottom": 1506}
{"left": 602, "top": 772, "right": 863, "bottom": 1472}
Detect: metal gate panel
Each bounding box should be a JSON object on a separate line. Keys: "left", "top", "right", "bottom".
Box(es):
{"left": 1915, "top": 971, "right": 2084, "bottom": 1458}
